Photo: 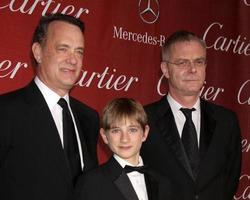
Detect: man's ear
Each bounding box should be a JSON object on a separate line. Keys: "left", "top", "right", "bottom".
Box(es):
{"left": 142, "top": 125, "right": 150, "bottom": 142}
{"left": 32, "top": 42, "right": 42, "bottom": 64}
{"left": 161, "top": 61, "right": 169, "bottom": 78}
{"left": 100, "top": 128, "right": 109, "bottom": 145}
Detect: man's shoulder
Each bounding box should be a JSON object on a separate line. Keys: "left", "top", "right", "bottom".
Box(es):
{"left": 201, "top": 99, "right": 236, "bottom": 117}
{"left": 0, "top": 85, "right": 26, "bottom": 97}
{"left": 144, "top": 96, "right": 167, "bottom": 112}
{"left": 70, "top": 97, "right": 98, "bottom": 117}
{"left": 143, "top": 96, "right": 170, "bottom": 122}
{"left": 0, "top": 85, "right": 29, "bottom": 107}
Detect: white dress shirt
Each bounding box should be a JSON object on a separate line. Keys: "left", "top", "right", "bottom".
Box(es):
{"left": 114, "top": 154, "right": 148, "bottom": 200}
{"left": 167, "top": 94, "right": 201, "bottom": 146}
{"left": 34, "top": 76, "right": 84, "bottom": 168}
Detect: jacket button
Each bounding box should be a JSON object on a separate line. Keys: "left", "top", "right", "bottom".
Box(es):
{"left": 195, "top": 195, "right": 199, "bottom": 199}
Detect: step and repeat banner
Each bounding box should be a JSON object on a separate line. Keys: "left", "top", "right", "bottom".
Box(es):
{"left": 0, "top": 0, "right": 249, "bottom": 199}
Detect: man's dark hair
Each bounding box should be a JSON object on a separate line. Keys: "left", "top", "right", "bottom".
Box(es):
{"left": 162, "top": 30, "right": 206, "bottom": 61}
{"left": 32, "top": 13, "right": 85, "bottom": 46}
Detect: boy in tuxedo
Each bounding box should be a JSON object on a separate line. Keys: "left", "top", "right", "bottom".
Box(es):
{"left": 75, "top": 98, "right": 173, "bottom": 200}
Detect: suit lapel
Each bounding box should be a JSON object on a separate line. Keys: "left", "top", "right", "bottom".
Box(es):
{"left": 70, "top": 102, "right": 93, "bottom": 172}
{"left": 197, "top": 100, "right": 216, "bottom": 185}
{"left": 114, "top": 173, "right": 139, "bottom": 200}
{"left": 156, "top": 97, "right": 194, "bottom": 179}
{"left": 70, "top": 99, "right": 98, "bottom": 173}
{"left": 103, "top": 157, "right": 139, "bottom": 200}
{"left": 199, "top": 100, "right": 216, "bottom": 161}
{"left": 24, "top": 81, "right": 72, "bottom": 187}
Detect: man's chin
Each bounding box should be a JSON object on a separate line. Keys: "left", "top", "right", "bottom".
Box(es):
{"left": 62, "top": 82, "right": 76, "bottom": 90}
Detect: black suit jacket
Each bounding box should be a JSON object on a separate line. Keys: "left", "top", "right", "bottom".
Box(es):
{"left": 0, "top": 81, "right": 99, "bottom": 200}
{"left": 141, "top": 96, "right": 242, "bottom": 200}
{"left": 74, "top": 157, "right": 173, "bottom": 200}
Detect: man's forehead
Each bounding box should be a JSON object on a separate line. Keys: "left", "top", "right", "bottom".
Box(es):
{"left": 169, "top": 40, "right": 206, "bottom": 55}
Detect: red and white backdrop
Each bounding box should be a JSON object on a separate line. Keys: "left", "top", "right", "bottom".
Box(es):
{"left": 0, "top": 0, "right": 249, "bottom": 199}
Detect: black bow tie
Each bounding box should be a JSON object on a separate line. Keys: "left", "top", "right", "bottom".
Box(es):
{"left": 124, "top": 165, "right": 147, "bottom": 174}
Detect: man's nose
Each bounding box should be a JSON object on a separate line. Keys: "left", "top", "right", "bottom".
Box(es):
{"left": 67, "top": 52, "right": 77, "bottom": 65}
{"left": 188, "top": 61, "right": 197, "bottom": 72}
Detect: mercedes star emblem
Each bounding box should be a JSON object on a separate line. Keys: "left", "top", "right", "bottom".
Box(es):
{"left": 138, "top": 0, "right": 160, "bottom": 24}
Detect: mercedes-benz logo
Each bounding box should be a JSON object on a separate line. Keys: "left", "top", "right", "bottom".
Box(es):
{"left": 138, "top": 0, "right": 160, "bottom": 24}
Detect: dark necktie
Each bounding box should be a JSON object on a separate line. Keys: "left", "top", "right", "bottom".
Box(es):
{"left": 58, "top": 98, "right": 82, "bottom": 185}
{"left": 124, "top": 165, "right": 147, "bottom": 174}
{"left": 180, "top": 108, "right": 199, "bottom": 179}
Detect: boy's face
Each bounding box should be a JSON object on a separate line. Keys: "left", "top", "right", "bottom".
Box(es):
{"left": 100, "top": 118, "right": 149, "bottom": 166}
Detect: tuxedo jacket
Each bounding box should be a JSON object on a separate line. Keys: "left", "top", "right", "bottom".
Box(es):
{"left": 141, "top": 96, "right": 242, "bottom": 200}
{"left": 74, "top": 157, "right": 173, "bottom": 200}
{"left": 0, "top": 81, "right": 99, "bottom": 200}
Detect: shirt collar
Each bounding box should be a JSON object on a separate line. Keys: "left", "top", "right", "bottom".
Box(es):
{"left": 167, "top": 93, "right": 200, "bottom": 112}
{"left": 113, "top": 154, "right": 144, "bottom": 168}
{"left": 34, "top": 76, "right": 70, "bottom": 110}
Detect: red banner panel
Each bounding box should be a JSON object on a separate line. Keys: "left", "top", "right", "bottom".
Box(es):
{"left": 0, "top": 0, "right": 249, "bottom": 199}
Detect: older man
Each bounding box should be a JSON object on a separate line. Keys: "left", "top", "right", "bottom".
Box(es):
{"left": 141, "top": 30, "right": 242, "bottom": 200}
{"left": 0, "top": 14, "right": 99, "bottom": 200}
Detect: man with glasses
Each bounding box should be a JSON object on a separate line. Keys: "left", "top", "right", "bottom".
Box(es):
{"left": 141, "top": 30, "right": 241, "bottom": 200}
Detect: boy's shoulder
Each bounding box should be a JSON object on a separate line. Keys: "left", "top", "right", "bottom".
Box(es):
{"left": 83, "top": 157, "right": 122, "bottom": 180}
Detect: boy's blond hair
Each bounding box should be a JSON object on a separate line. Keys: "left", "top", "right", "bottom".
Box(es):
{"left": 101, "top": 98, "right": 148, "bottom": 131}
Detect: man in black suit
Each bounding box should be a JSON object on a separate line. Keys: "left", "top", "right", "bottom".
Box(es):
{"left": 141, "top": 30, "right": 242, "bottom": 200}
{"left": 0, "top": 14, "right": 99, "bottom": 200}
{"left": 75, "top": 98, "right": 172, "bottom": 200}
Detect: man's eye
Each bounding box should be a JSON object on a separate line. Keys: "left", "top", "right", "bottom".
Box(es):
{"left": 58, "top": 48, "right": 67, "bottom": 52}
{"left": 178, "top": 61, "right": 188, "bottom": 66}
{"left": 196, "top": 60, "right": 204, "bottom": 64}
{"left": 76, "top": 50, "right": 84, "bottom": 56}
{"left": 194, "top": 59, "right": 206, "bottom": 67}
